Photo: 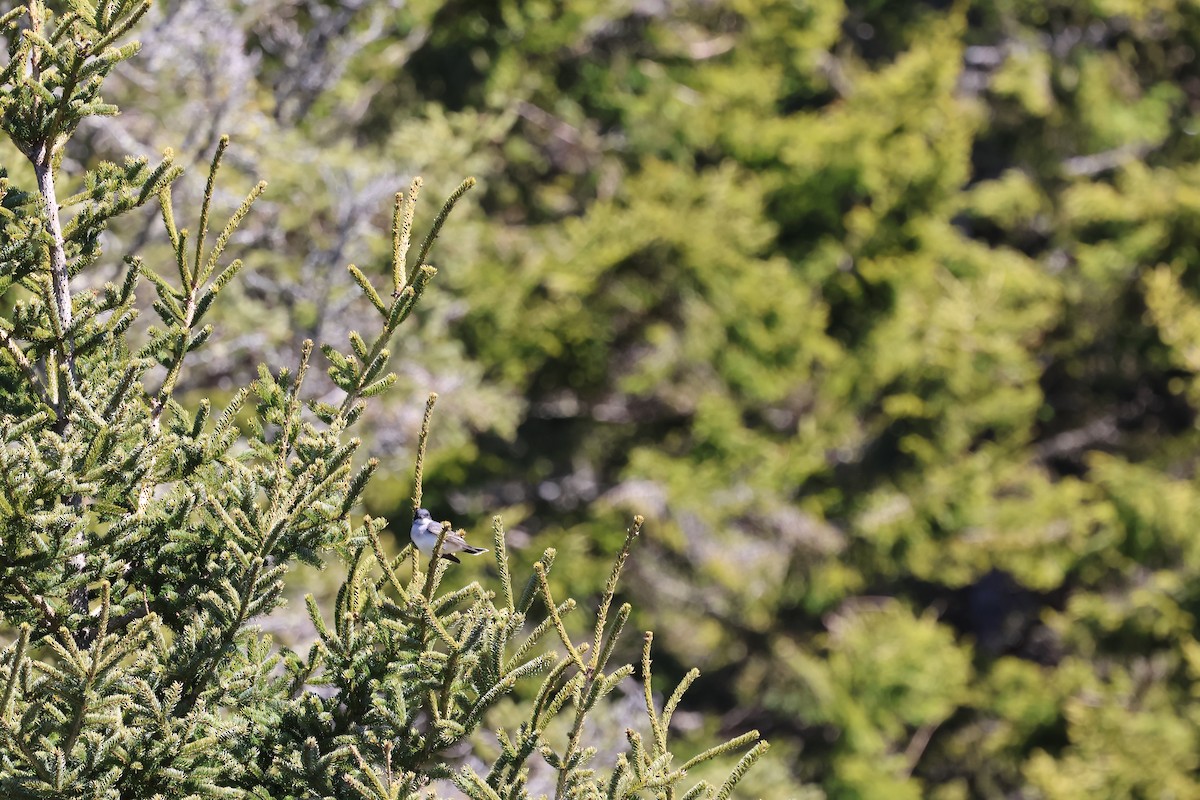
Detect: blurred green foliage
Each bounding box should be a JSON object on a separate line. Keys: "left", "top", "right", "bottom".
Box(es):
{"left": 44, "top": 0, "right": 1200, "bottom": 796}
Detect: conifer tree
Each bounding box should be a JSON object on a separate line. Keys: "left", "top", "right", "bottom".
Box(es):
{"left": 0, "top": 3, "right": 765, "bottom": 797}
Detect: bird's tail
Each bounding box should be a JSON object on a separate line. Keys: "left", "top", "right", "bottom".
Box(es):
{"left": 440, "top": 547, "right": 487, "bottom": 563}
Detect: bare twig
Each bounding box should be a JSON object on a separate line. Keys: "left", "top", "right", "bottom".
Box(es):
{"left": 902, "top": 721, "right": 940, "bottom": 777}
{"left": 1061, "top": 142, "right": 1154, "bottom": 178}
{"left": 10, "top": 576, "right": 61, "bottom": 633}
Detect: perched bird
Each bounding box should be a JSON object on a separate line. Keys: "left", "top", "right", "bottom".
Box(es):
{"left": 410, "top": 508, "right": 488, "bottom": 563}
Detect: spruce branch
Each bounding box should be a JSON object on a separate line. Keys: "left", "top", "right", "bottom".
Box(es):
{"left": 0, "top": 624, "right": 30, "bottom": 721}
{"left": 177, "top": 552, "right": 269, "bottom": 716}
{"left": 138, "top": 143, "right": 264, "bottom": 512}
{"left": 662, "top": 668, "right": 701, "bottom": 734}
{"left": 89, "top": 0, "right": 150, "bottom": 52}
{"left": 536, "top": 561, "right": 586, "bottom": 672}
{"left": 643, "top": 631, "right": 667, "bottom": 754}
{"left": 333, "top": 181, "right": 470, "bottom": 420}
{"left": 435, "top": 637, "right": 467, "bottom": 733}
{"left": 606, "top": 754, "right": 630, "bottom": 799}
{"left": 201, "top": 177, "right": 267, "bottom": 284}
{"left": 413, "top": 177, "right": 475, "bottom": 274}
{"left": 0, "top": 324, "right": 50, "bottom": 406}
{"left": 41, "top": 40, "right": 85, "bottom": 158}
{"left": 590, "top": 515, "right": 642, "bottom": 674}
{"left": 420, "top": 595, "right": 461, "bottom": 650}
{"left": 518, "top": 547, "right": 557, "bottom": 614}
{"left": 492, "top": 516, "right": 515, "bottom": 612}
{"left": 269, "top": 338, "right": 314, "bottom": 480}
{"left": 193, "top": 133, "right": 230, "bottom": 286}
{"left": 593, "top": 602, "right": 631, "bottom": 679}
{"left": 158, "top": 179, "right": 181, "bottom": 255}
{"left": 626, "top": 729, "right": 648, "bottom": 781}
{"left": 456, "top": 765, "right": 504, "bottom": 800}
{"left": 0, "top": 7, "right": 22, "bottom": 33}
{"left": 680, "top": 731, "right": 761, "bottom": 774}
{"left": 531, "top": 654, "right": 578, "bottom": 729}
{"left": 714, "top": 741, "right": 770, "bottom": 800}
{"left": 551, "top": 517, "right": 645, "bottom": 800}
{"left": 391, "top": 178, "right": 420, "bottom": 296}
{"left": 367, "top": 514, "right": 409, "bottom": 604}
{"left": 59, "top": 582, "right": 112, "bottom": 758}
{"left": 411, "top": 391, "right": 437, "bottom": 512}
{"left": 506, "top": 597, "right": 575, "bottom": 672}
{"left": 679, "top": 781, "right": 714, "bottom": 800}
{"left": 9, "top": 577, "right": 60, "bottom": 634}
{"left": 349, "top": 263, "right": 388, "bottom": 316}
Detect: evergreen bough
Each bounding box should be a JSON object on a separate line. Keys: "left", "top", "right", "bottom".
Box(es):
{"left": 0, "top": 3, "right": 765, "bottom": 798}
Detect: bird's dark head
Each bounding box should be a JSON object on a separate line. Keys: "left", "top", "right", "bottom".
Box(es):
{"left": 415, "top": 508, "right": 431, "bottom": 521}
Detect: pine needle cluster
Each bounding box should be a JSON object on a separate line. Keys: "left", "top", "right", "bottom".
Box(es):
{"left": 0, "top": 4, "right": 764, "bottom": 798}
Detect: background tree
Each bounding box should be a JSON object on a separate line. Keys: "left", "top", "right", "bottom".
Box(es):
{"left": 12, "top": 0, "right": 1200, "bottom": 797}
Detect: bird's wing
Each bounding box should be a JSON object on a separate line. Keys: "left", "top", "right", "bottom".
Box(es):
{"left": 443, "top": 532, "right": 471, "bottom": 549}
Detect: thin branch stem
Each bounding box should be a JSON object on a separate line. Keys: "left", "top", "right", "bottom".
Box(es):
{"left": 9, "top": 576, "right": 61, "bottom": 633}
{"left": 411, "top": 392, "right": 437, "bottom": 512}
{"left": 32, "top": 146, "right": 74, "bottom": 413}
{"left": 903, "top": 721, "right": 940, "bottom": 777}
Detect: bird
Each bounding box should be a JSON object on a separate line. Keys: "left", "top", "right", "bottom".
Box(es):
{"left": 410, "top": 508, "right": 488, "bottom": 563}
